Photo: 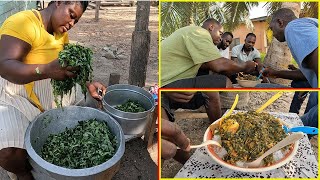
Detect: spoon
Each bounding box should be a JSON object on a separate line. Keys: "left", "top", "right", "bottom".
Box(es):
{"left": 256, "top": 92, "right": 283, "bottom": 113}
{"left": 243, "top": 132, "right": 304, "bottom": 168}
{"left": 177, "top": 140, "right": 221, "bottom": 150}
{"left": 256, "top": 67, "right": 265, "bottom": 80}
{"left": 219, "top": 94, "right": 239, "bottom": 126}
{"left": 283, "top": 125, "right": 318, "bottom": 134}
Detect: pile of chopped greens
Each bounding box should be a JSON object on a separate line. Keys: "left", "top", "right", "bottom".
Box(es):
{"left": 115, "top": 99, "right": 145, "bottom": 113}
{"left": 51, "top": 44, "right": 93, "bottom": 107}
{"left": 41, "top": 119, "right": 117, "bottom": 169}
{"left": 238, "top": 74, "right": 258, "bottom": 81}
{"left": 217, "top": 111, "right": 288, "bottom": 166}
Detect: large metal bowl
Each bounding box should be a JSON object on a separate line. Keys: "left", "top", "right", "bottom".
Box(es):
{"left": 24, "top": 106, "right": 125, "bottom": 180}
{"left": 102, "top": 84, "right": 155, "bottom": 136}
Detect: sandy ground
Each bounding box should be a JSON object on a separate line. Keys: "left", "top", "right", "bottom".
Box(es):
{"left": 68, "top": 6, "right": 159, "bottom": 88}
{"left": 161, "top": 91, "right": 318, "bottom": 178}
{"left": 0, "top": 6, "right": 158, "bottom": 180}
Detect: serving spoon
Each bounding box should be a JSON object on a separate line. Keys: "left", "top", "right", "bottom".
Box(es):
{"left": 178, "top": 95, "right": 240, "bottom": 150}
{"left": 283, "top": 125, "right": 318, "bottom": 134}
{"left": 243, "top": 132, "right": 304, "bottom": 168}
{"left": 219, "top": 94, "right": 239, "bottom": 125}
{"left": 256, "top": 92, "right": 283, "bottom": 113}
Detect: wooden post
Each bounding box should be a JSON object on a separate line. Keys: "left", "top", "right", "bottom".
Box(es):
{"left": 108, "top": 73, "right": 120, "bottom": 86}
{"left": 128, "top": 1, "right": 151, "bottom": 87}
{"left": 95, "top": 1, "right": 101, "bottom": 21}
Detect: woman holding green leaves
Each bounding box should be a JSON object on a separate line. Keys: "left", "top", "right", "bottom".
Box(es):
{"left": 0, "top": 1, "right": 106, "bottom": 179}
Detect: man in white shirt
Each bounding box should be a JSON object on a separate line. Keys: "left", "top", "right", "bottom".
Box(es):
{"left": 217, "top": 32, "right": 233, "bottom": 59}
{"left": 231, "top": 33, "right": 263, "bottom": 73}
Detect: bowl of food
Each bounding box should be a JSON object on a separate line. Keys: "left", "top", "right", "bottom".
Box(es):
{"left": 236, "top": 74, "right": 262, "bottom": 87}
{"left": 203, "top": 111, "right": 299, "bottom": 172}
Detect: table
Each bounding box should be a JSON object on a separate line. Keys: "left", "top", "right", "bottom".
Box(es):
{"left": 175, "top": 111, "right": 318, "bottom": 178}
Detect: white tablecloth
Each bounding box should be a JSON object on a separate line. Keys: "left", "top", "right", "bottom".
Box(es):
{"left": 175, "top": 111, "right": 318, "bottom": 178}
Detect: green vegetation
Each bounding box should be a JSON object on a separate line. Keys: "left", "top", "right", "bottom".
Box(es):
{"left": 51, "top": 44, "right": 93, "bottom": 107}
{"left": 115, "top": 100, "right": 146, "bottom": 113}
{"left": 41, "top": 119, "right": 117, "bottom": 169}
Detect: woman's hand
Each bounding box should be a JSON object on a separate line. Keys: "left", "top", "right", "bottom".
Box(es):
{"left": 43, "top": 59, "right": 79, "bottom": 80}
{"left": 86, "top": 81, "right": 107, "bottom": 101}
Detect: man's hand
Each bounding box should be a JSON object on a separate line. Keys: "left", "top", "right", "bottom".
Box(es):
{"left": 262, "top": 67, "right": 277, "bottom": 78}
{"left": 161, "top": 118, "right": 190, "bottom": 160}
{"left": 86, "top": 81, "right": 107, "bottom": 101}
{"left": 243, "top": 61, "right": 257, "bottom": 74}
{"left": 288, "top": 64, "right": 298, "bottom": 70}
{"left": 164, "top": 92, "right": 196, "bottom": 103}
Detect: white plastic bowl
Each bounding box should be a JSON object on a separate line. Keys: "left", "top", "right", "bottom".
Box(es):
{"left": 203, "top": 115, "right": 299, "bottom": 172}
{"left": 236, "top": 78, "right": 262, "bottom": 87}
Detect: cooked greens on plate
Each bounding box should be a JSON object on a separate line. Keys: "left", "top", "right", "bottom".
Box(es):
{"left": 215, "top": 111, "right": 289, "bottom": 166}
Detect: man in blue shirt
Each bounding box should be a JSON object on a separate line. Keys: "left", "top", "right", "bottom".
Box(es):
{"left": 264, "top": 8, "right": 318, "bottom": 129}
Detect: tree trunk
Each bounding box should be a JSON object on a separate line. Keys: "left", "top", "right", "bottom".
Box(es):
{"left": 263, "top": 2, "right": 301, "bottom": 86}
{"left": 128, "top": 1, "right": 151, "bottom": 87}
{"left": 95, "top": 1, "right": 101, "bottom": 21}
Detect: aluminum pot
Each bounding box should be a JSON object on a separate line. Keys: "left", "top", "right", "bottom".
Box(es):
{"left": 24, "top": 106, "right": 125, "bottom": 180}
{"left": 102, "top": 84, "right": 155, "bottom": 136}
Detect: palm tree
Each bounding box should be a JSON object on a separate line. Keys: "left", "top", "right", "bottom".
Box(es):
{"left": 161, "top": 2, "right": 317, "bottom": 39}
{"left": 160, "top": 2, "right": 259, "bottom": 39}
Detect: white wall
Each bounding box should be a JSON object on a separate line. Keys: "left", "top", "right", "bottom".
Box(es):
{"left": 0, "top": 1, "right": 37, "bottom": 26}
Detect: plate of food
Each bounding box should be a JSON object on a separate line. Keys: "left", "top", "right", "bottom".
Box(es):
{"left": 203, "top": 111, "right": 299, "bottom": 172}
{"left": 236, "top": 74, "right": 262, "bottom": 87}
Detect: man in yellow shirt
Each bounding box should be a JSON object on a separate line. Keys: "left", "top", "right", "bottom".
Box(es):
{"left": 0, "top": 2, "right": 105, "bottom": 179}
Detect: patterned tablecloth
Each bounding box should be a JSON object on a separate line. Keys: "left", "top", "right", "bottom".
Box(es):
{"left": 175, "top": 111, "right": 318, "bottom": 178}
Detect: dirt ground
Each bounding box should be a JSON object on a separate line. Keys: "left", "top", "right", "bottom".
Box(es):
{"left": 161, "top": 91, "right": 318, "bottom": 178}
{"left": 68, "top": 6, "right": 159, "bottom": 88}
{"left": 0, "top": 6, "right": 158, "bottom": 180}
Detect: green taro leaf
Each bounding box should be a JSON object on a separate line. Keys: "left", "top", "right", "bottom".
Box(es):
{"left": 51, "top": 43, "right": 93, "bottom": 107}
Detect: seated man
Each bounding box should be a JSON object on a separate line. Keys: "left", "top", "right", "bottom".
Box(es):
{"left": 231, "top": 33, "right": 263, "bottom": 71}
{"left": 230, "top": 33, "right": 263, "bottom": 83}
{"left": 161, "top": 18, "right": 257, "bottom": 88}
{"left": 162, "top": 92, "right": 222, "bottom": 123}
{"left": 218, "top": 32, "right": 233, "bottom": 59}
{"left": 263, "top": 8, "right": 318, "bottom": 128}
{"left": 197, "top": 31, "right": 234, "bottom": 76}
{"left": 161, "top": 91, "right": 221, "bottom": 164}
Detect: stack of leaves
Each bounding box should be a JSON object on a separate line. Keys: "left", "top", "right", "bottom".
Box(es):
{"left": 41, "top": 119, "right": 118, "bottom": 169}
{"left": 51, "top": 44, "right": 93, "bottom": 107}
{"left": 115, "top": 99, "right": 146, "bottom": 113}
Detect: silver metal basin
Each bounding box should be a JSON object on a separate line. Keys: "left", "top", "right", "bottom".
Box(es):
{"left": 24, "top": 106, "right": 125, "bottom": 180}
{"left": 102, "top": 84, "right": 155, "bottom": 136}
